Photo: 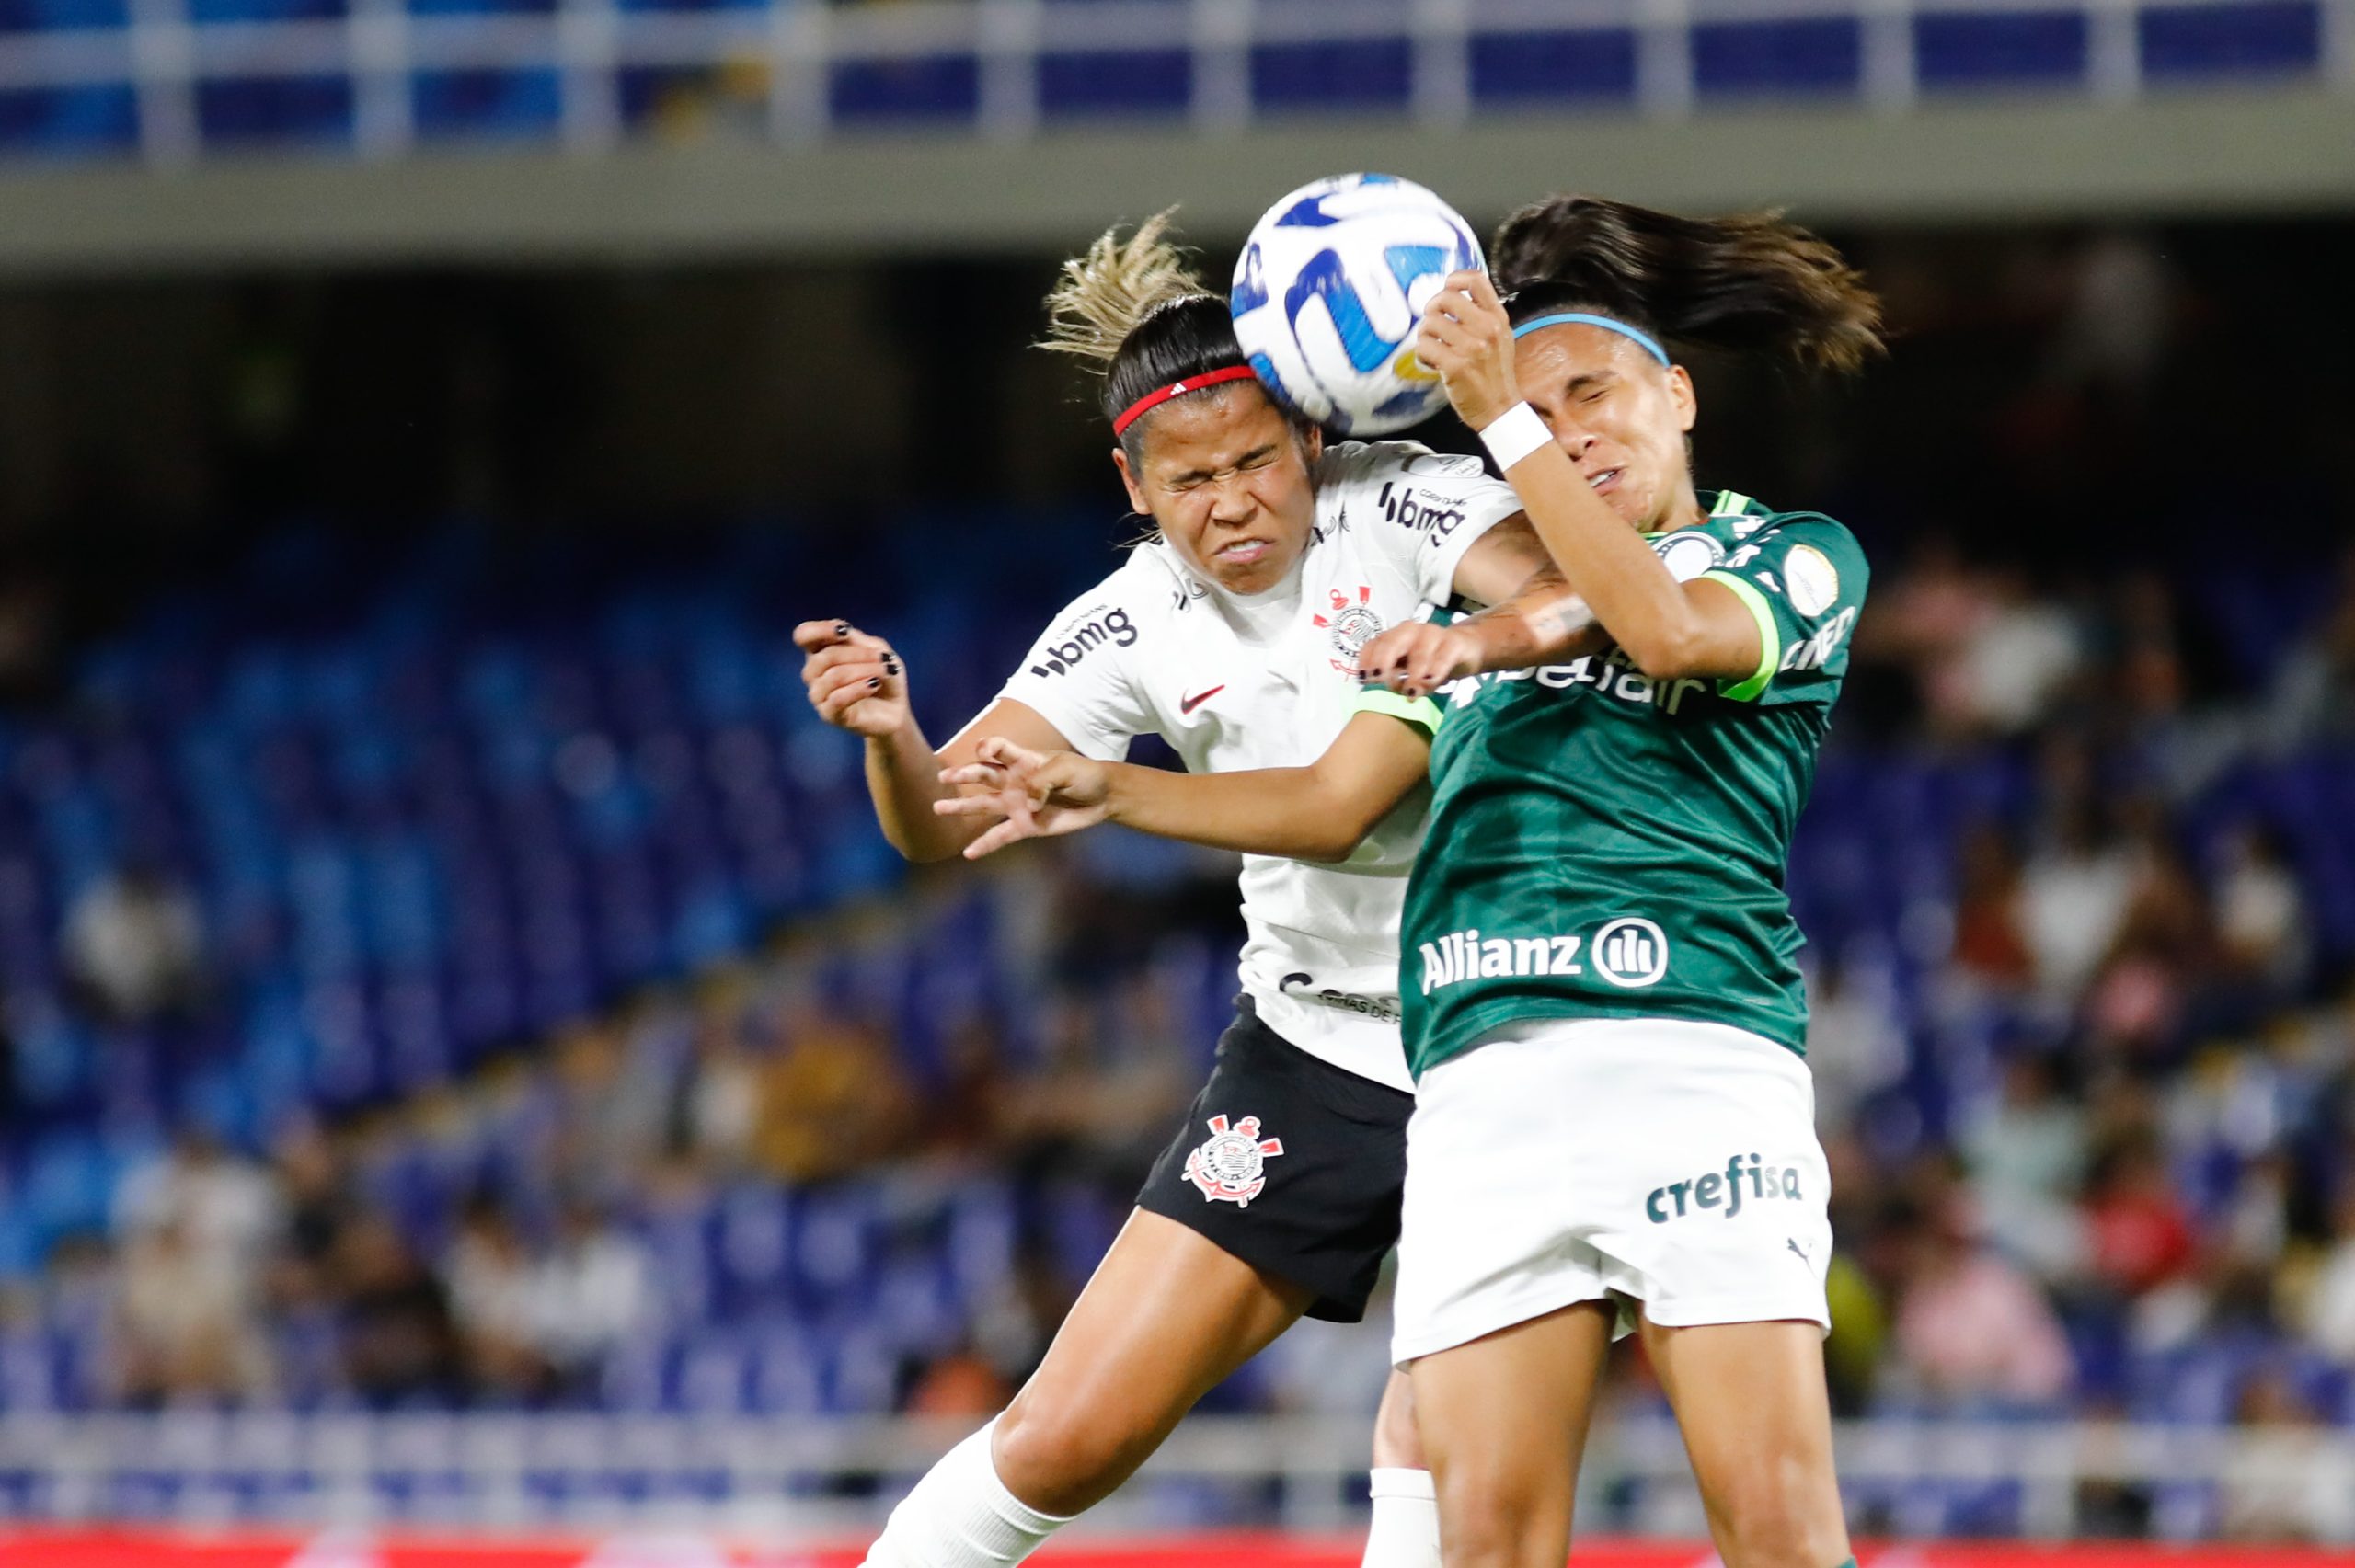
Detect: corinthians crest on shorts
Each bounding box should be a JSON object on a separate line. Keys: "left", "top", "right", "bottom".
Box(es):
{"left": 1184, "top": 1114, "right": 1285, "bottom": 1207}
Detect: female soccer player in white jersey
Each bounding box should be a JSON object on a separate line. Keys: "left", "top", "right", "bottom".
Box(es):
{"left": 939, "top": 197, "right": 1886, "bottom": 1568}
{"left": 793, "top": 212, "right": 1599, "bottom": 1568}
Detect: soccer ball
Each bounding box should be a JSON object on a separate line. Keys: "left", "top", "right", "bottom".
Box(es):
{"left": 1230, "top": 173, "right": 1485, "bottom": 437}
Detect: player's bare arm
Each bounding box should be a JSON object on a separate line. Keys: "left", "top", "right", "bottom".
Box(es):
{"left": 1414, "top": 271, "right": 1763, "bottom": 684}
{"left": 796, "top": 618, "right": 1076, "bottom": 863}
{"left": 938, "top": 713, "right": 1431, "bottom": 864}
{"left": 1352, "top": 513, "right": 1609, "bottom": 701}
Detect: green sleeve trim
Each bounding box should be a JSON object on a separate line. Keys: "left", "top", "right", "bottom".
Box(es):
{"left": 1702, "top": 570, "right": 1779, "bottom": 702}
{"left": 1354, "top": 686, "right": 1444, "bottom": 735}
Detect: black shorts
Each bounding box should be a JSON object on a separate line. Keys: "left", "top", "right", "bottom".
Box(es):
{"left": 1136, "top": 998, "right": 1414, "bottom": 1323}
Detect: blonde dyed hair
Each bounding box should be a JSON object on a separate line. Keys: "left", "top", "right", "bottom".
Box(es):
{"left": 1039, "top": 209, "right": 1214, "bottom": 370}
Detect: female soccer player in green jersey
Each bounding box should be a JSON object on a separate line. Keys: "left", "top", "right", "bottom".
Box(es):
{"left": 938, "top": 195, "right": 1885, "bottom": 1568}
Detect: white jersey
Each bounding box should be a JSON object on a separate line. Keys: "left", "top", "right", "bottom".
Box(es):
{"left": 997, "top": 440, "right": 1524, "bottom": 1093}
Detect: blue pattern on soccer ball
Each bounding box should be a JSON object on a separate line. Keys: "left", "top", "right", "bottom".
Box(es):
{"left": 1384, "top": 244, "right": 1446, "bottom": 296}
{"left": 1273, "top": 191, "right": 1344, "bottom": 229}
{"left": 1283, "top": 248, "right": 1398, "bottom": 376}
{"left": 1246, "top": 351, "right": 1293, "bottom": 415}
{"left": 1231, "top": 242, "right": 1269, "bottom": 315}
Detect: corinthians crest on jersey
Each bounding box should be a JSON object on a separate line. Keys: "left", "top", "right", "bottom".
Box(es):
{"left": 1314, "top": 586, "right": 1385, "bottom": 672}
{"left": 1184, "top": 1114, "right": 1286, "bottom": 1207}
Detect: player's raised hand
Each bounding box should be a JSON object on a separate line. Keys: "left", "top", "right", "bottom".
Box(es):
{"left": 1358, "top": 620, "right": 1483, "bottom": 701}
{"left": 795, "top": 619, "right": 911, "bottom": 738}
{"left": 1414, "top": 269, "right": 1520, "bottom": 433}
{"left": 934, "top": 737, "right": 1113, "bottom": 860}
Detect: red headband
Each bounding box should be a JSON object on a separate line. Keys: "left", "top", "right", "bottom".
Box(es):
{"left": 1110, "top": 365, "right": 1259, "bottom": 438}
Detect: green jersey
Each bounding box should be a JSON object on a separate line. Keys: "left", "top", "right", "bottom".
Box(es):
{"left": 1367, "top": 490, "right": 1868, "bottom": 1080}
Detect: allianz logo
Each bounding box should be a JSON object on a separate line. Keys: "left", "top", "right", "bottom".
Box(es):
{"left": 1416, "top": 917, "right": 1668, "bottom": 996}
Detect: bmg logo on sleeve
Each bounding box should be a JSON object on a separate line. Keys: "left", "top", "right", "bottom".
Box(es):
{"left": 1028, "top": 606, "right": 1139, "bottom": 678}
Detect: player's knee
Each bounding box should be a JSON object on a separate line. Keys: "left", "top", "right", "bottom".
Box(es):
{"left": 990, "top": 1392, "right": 1153, "bottom": 1516}
{"left": 1707, "top": 1459, "right": 1844, "bottom": 1568}
{"left": 1430, "top": 1466, "right": 1557, "bottom": 1568}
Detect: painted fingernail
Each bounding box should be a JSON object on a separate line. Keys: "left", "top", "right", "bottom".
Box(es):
{"left": 868, "top": 678, "right": 882, "bottom": 689}
{"left": 835, "top": 622, "right": 850, "bottom": 636}
{"left": 883, "top": 657, "right": 901, "bottom": 675}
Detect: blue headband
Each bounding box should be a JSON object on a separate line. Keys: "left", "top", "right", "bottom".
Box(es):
{"left": 1510, "top": 312, "right": 1671, "bottom": 368}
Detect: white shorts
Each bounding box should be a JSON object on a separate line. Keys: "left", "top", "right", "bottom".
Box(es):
{"left": 1391, "top": 1015, "right": 1832, "bottom": 1367}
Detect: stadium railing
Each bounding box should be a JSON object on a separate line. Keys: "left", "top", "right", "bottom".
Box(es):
{"left": 0, "top": 0, "right": 2349, "bottom": 164}
{"left": 1, "top": 1412, "right": 2350, "bottom": 1540}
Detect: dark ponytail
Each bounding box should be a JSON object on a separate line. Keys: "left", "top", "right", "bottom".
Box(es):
{"left": 1040, "top": 209, "right": 1300, "bottom": 459}
{"left": 1491, "top": 196, "right": 1884, "bottom": 376}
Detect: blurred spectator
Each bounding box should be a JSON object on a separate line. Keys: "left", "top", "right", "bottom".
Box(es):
{"left": 2303, "top": 1178, "right": 2355, "bottom": 1367}
{"left": 1960, "top": 1054, "right": 2088, "bottom": 1279}
{"left": 2041, "top": 233, "right": 2178, "bottom": 407}
{"left": 2079, "top": 839, "right": 2216, "bottom": 1065}
{"left": 2212, "top": 825, "right": 2310, "bottom": 994}
{"left": 2020, "top": 797, "right": 2136, "bottom": 1003}
{"left": 111, "top": 1216, "right": 272, "bottom": 1405}
{"left": 546, "top": 1022, "right": 671, "bottom": 1201}
{"left": 1806, "top": 955, "right": 1909, "bottom": 1133}
{"left": 920, "top": 1013, "right": 1012, "bottom": 1162}
{"left": 1851, "top": 534, "right": 1995, "bottom": 736}
{"left": 114, "top": 1129, "right": 282, "bottom": 1269}
{"left": 1948, "top": 823, "right": 2035, "bottom": 993}
{"left": 268, "top": 1123, "right": 359, "bottom": 1310}
{"left": 338, "top": 1217, "right": 465, "bottom": 1407}
{"left": 1959, "top": 571, "right": 2086, "bottom": 736}
{"left": 63, "top": 861, "right": 206, "bottom": 1024}
{"left": 446, "top": 1195, "right": 551, "bottom": 1402}
{"left": 2080, "top": 1130, "right": 2199, "bottom": 1300}
{"left": 526, "top": 1197, "right": 650, "bottom": 1396}
{"left": 904, "top": 1343, "right": 1013, "bottom": 1418}
{"left": 1889, "top": 1196, "right": 2074, "bottom": 1409}
{"left": 2218, "top": 1369, "right": 2355, "bottom": 1543}
{"left": 669, "top": 999, "right": 762, "bottom": 1172}
{"left": 754, "top": 1005, "right": 915, "bottom": 1185}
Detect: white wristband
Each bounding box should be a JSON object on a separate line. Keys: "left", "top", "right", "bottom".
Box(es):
{"left": 1478, "top": 402, "right": 1551, "bottom": 471}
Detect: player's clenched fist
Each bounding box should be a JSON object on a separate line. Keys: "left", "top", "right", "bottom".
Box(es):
{"left": 794, "top": 618, "right": 911, "bottom": 738}
{"left": 1415, "top": 269, "right": 1522, "bottom": 434}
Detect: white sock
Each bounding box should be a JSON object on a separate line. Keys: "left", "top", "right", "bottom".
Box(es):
{"left": 862, "top": 1419, "right": 1074, "bottom": 1568}
{"left": 1361, "top": 1467, "right": 1441, "bottom": 1568}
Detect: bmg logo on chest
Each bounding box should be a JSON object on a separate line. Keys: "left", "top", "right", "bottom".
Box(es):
{"left": 1647, "top": 1152, "right": 1804, "bottom": 1224}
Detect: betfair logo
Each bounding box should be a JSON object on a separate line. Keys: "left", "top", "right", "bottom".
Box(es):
{"left": 1646, "top": 1152, "right": 1805, "bottom": 1225}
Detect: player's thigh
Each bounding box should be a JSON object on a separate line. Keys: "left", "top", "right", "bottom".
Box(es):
{"left": 994, "top": 1207, "right": 1311, "bottom": 1513}
{"left": 1407, "top": 1301, "right": 1614, "bottom": 1568}
{"left": 1638, "top": 1316, "right": 1849, "bottom": 1568}
{"left": 1371, "top": 1367, "right": 1420, "bottom": 1470}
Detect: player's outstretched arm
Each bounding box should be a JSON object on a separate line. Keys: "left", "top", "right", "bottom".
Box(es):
{"left": 1353, "top": 585, "right": 1607, "bottom": 701}
{"left": 937, "top": 714, "right": 1431, "bottom": 864}
{"left": 796, "top": 619, "right": 1075, "bottom": 864}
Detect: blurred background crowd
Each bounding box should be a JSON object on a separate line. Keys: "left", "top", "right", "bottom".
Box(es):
{"left": 0, "top": 214, "right": 2349, "bottom": 1540}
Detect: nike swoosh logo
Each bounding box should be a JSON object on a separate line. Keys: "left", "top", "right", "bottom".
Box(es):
{"left": 1180, "top": 685, "right": 1225, "bottom": 715}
